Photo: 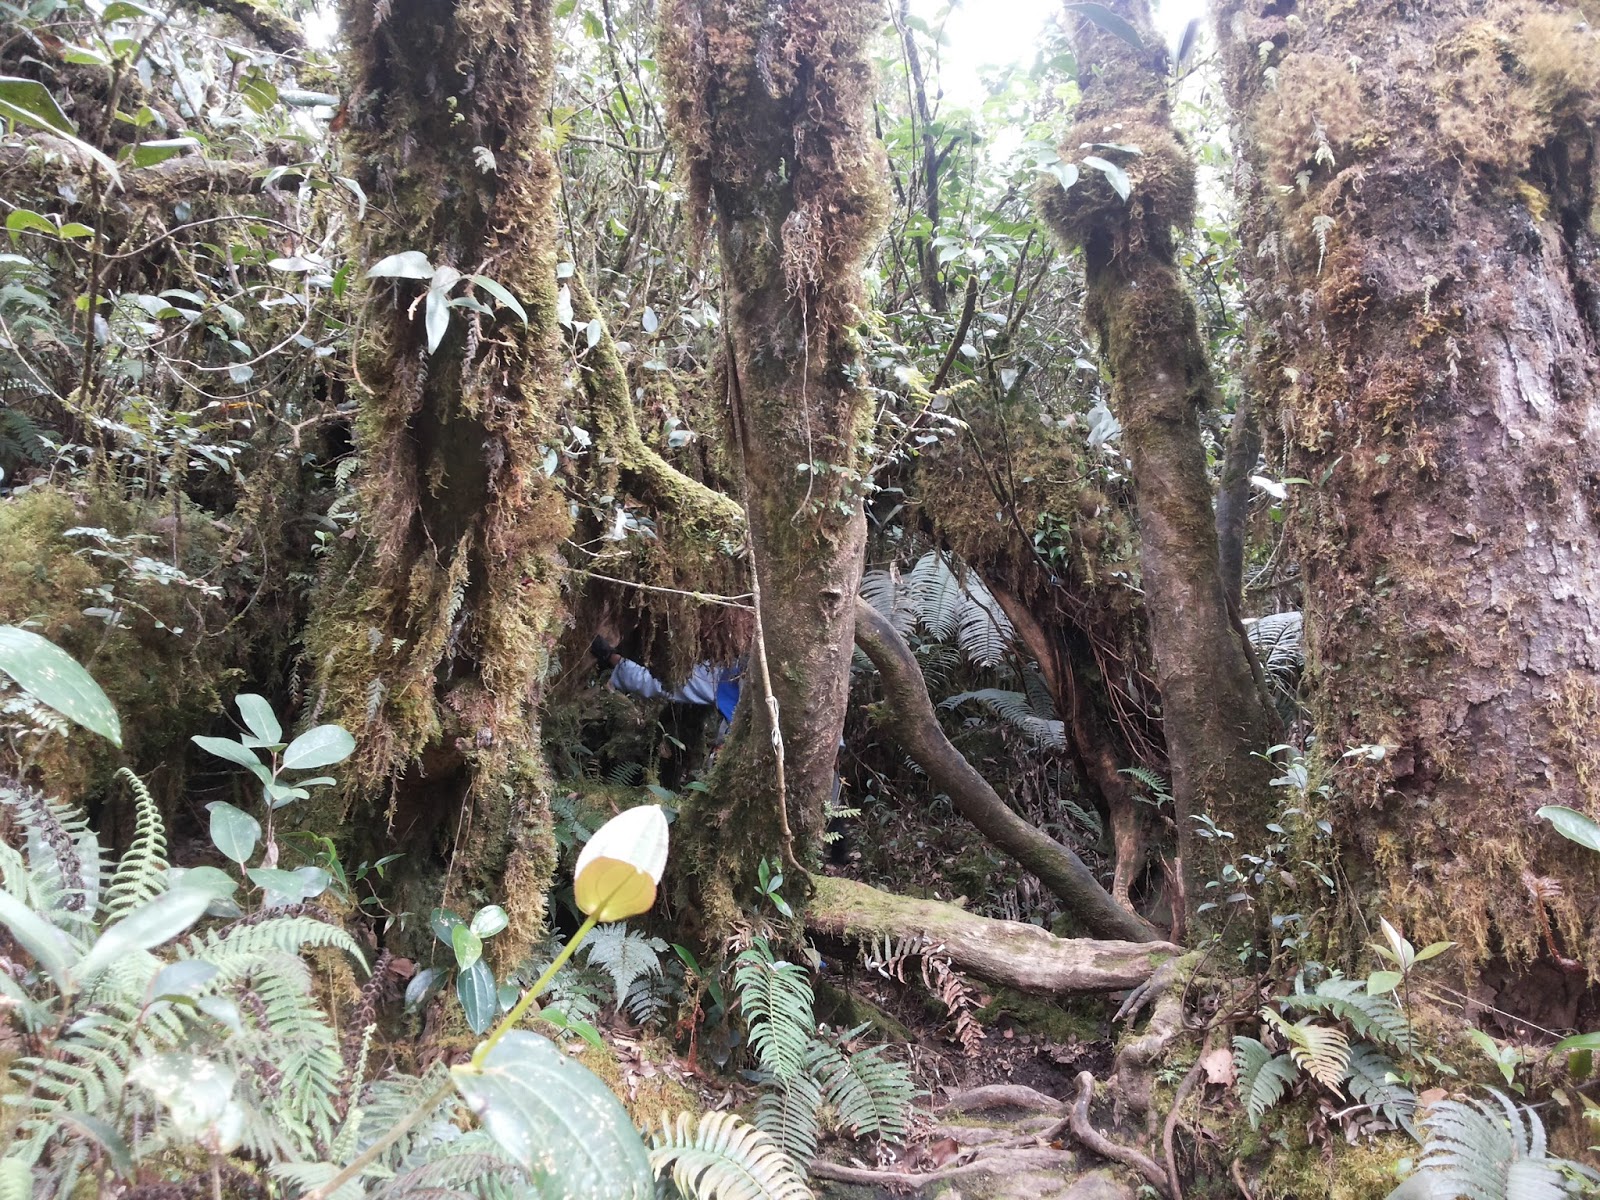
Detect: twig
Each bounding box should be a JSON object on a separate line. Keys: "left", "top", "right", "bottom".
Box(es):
{"left": 929, "top": 274, "right": 979, "bottom": 393}
{"left": 1163, "top": 1056, "right": 1204, "bottom": 1200}
{"left": 809, "top": 1148, "right": 1079, "bottom": 1190}
{"left": 566, "top": 567, "right": 754, "bottom": 610}
{"left": 1061, "top": 1071, "right": 1171, "bottom": 1197}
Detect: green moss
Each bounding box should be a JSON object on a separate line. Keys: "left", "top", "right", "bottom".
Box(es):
{"left": 975, "top": 986, "right": 1106, "bottom": 1043}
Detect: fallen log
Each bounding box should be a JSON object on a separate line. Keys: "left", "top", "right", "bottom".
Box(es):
{"left": 806, "top": 874, "right": 1180, "bottom": 993}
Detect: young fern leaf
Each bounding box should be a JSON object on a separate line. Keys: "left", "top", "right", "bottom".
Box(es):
{"left": 1232, "top": 1035, "right": 1298, "bottom": 1128}
{"left": 1342, "top": 1044, "right": 1418, "bottom": 1139}
{"left": 1264, "top": 1009, "right": 1350, "bottom": 1093}
{"left": 651, "top": 1110, "right": 813, "bottom": 1200}
{"left": 101, "top": 767, "right": 168, "bottom": 922}
{"left": 1281, "top": 975, "right": 1414, "bottom": 1055}
{"left": 734, "top": 942, "right": 814, "bottom": 1083}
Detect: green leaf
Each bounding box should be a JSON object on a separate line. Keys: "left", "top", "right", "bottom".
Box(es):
{"left": 452, "top": 1030, "right": 653, "bottom": 1196}
{"left": 1411, "top": 940, "right": 1455, "bottom": 964}
{"left": 282, "top": 724, "right": 355, "bottom": 770}
{"left": 469, "top": 273, "right": 529, "bottom": 323}
{"left": 425, "top": 281, "right": 452, "bottom": 353}
{"left": 102, "top": 0, "right": 156, "bottom": 20}
{"left": 247, "top": 866, "right": 329, "bottom": 901}
{"left": 470, "top": 904, "right": 509, "bottom": 938}
{"left": 234, "top": 694, "right": 282, "bottom": 747}
{"left": 1083, "top": 155, "right": 1132, "bottom": 201}
{"left": 1064, "top": 3, "right": 1145, "bottom": 51}
{"left": 0, "top": 884, "right": 76, "bottom": 989}
{"left": 206, "top": 801, "right": 260, "bottom": 864}
{"left": 55, "top": 1111, "right": 132, "bottom": 1177}
{"left": 1366, "top": 970, "right": 1403, "bottom": 997}
{"left": 191, "top": 734, "right": 263, "bottom": 770}
{"left": 453, "top": 924, "right": 483, "bottom": 972}
{"left": 366, "top": 250, "right": 433, "bottom": 279}
{"left": 6, "top": 209, "right": 58, "bottom": 239}
{"left": 1537, "top": 804, "right": 1600, "bottom": 853}
{"left": 149, "top": 959, "right": 219, "bottom": 999}
{"left": 0, "top": 77, "right": 120, "bottom": 182}
{"left": 0, "top": 625, "right": 121, "bottom": 745}
{"left": 78, "top": 887, "right": 211, "bottom": 980}
{"left": 456, "top": 958, "right": 498, "bottom": 1034}
{"left": 1553, "top": 1031, "right": 1600, "bottom": 1053}
{"left": 126, "top": 137, "right": 197, "bottom": 167}
{"left": 430, "top": 907, "right": 463, "bottom": 943}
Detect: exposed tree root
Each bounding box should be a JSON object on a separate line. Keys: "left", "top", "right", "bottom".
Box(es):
{"left": 940, "top": 1083, "right": 1067, "bottom": 1116}
{"left": 807, "top": 873, "right": 1179, "bottom": 993}
{"left": 809, "top": 1148, "right": 1080, "bottom": 1191}
{"left": 853, "top": 598, "right": 1162, "bottom": 943}
{"left": 1062, "top": 1071, "right": 1171, "bottom": 1197}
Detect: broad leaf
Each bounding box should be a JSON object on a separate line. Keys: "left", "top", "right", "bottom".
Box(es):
{"left": 0, "top": 625, "right": 122, "bottom": 745}
{"left": 235, "top": 693, "right": 282, "bottom": 745}
{"left": 0, "top": 77, "right": 120, "bottom": 182}
{"left": 469, "top": 273, "right": 529, "bottom": 323}
{"left": 1537, "top": 805, "right": 1600, "bottom": 853}
{"left": 282, "top": 724, "right": 355, "bottom": 770}
{"left": 78, "top": 887, "right": 210, "bottom": 979}
{"left": 452, "top": 1030, "right": 653, "bottom": 1197}
{"left": 149, "top": 960, "right": 219, "bottom": 1000}
{"left": 453, "top": 924, "right": 483, "bottom": 972}
{"left": 206, "top": 801, "right": 260, "bottom": 864}
{"left": 470, "top": 904, "right": 509, "bottom": 938}
{"left": 456, "top": 958, "right": 498, "bottom": 1034}
{"left": 1064, "top": 2, "right": 1144, "bottom": 51}
{"left": 366, "top": 250, "right": 433, "bottom": 279}
{"left": 192, "top": 735, "right": 264, "bottom": 770}
{"left": 1083, "top": 155, "right": 1132, "bottom": 201}
{"left": 0, "top": 884, "right": 76, "bottom": 989}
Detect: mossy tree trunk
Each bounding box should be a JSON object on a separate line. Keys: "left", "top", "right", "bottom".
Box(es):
{"left": 301, "top": 0, "right": 567, "bottom": 962}
{"left": 1037, "top": 0, "right": 1277, "bottom": 934}
{"left": 1220, "top": 0, "right": 1600, "bottom": 988}
{"left": 660, "top": 0, "right": 887, "bottom": 929}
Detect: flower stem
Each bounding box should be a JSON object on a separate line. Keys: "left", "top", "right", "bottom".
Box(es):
{"left": 473, "top": 912, "right": 598, "bottom": 1067}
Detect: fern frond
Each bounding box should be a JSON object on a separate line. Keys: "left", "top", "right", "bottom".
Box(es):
{"left": 1244, "top": 611, "right": 1303, "bottom": 679}
{"left": 859, "top": 568, "right": 915, "bottom": 636}
{"left": 101, "top": 768, "right": 168, "bottom": 922}
{"left": 806, "top": 1037, "right": 914, "bottom": 1143}
{"left": 1232, "top": 1035, "right": 1298, "bottom": 1129}
{"left": 754, "top": 1071, "right": 822, "bottom": 1171}
{"left": 953, "top": 576, "right": 1013, "bottom": 668}
{"left": 939, "top": 689, "right": 1065, "bottom": 748}
{"left": 733, "top": 942, "right": 814, "bottom": 1083}
{"left": 583, "top": 923, "right": 666, "bottom": 1007}
{"left": 1342, "top": 1044, "right": 1417, "bottom": 1139}
{"left": 906, "top": 552, "right": 963, "bottom": 641}
{"left": 1281, "top": 975, "right": 1414, "bottom": 1055}
{"left": 1264, "top": 1010, "right": 1349, "bottom": 1094}
{"left": 651, "top": 1110, "right": 813, "bottom": 1200}
{"left": 180, "top": 914, "right": 366, "bottom": 970}
{"left": 1415, "top": 1090, "right": 1570, "bottom": 1200}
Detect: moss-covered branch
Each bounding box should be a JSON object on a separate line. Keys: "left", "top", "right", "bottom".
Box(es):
{"left": 854, "top": 598, "right": 1163, "bottom": 943}
{"left": 807, "top": 874, "right": 1179, "bottom": 992}
{"left": 566, "top": 272, "right": 744, "bottom": 540}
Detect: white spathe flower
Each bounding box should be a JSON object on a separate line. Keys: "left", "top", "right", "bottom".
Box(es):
{"left": 574, "top": 804, "right": 669, "bottom": 922}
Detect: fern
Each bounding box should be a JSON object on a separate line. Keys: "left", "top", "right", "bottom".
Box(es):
{"left": 1342, "top": 1043, "right": 1417, "bottom": 1138}
{"left": 906, "top": 551, "right": 965, "bottom": 641}
{"left": 179, "top": 914, "right": 366, "bottom": 966}
{"left": 1245, "top": 611, "right": 1303, "bottom": 681}
{"left": 583, "top": 923, "right": 667, "bottom": 1008}
{"left": 805, "top": 1034, "right": 914, "bottom": 1143}
{"left": 1281, "top": 975, "right": 1415, "bottom": 1055}
{"left": 859, "top": 567, "right": 916, "bottom": 636}
{"left": 754, "top": 1070, "right": 822, "bottom": 1170}
{"left": 651, "top": 1110, "right": 813, "bottom": 1200}
{"left": 101, "top": 768, "right": 168, "bottom": 922}
{"left": 1263, "top": 1010, "right": 1349, "bottom": 1093}
{"left": 903, "top": 551, "right": 1015, "bottom": 667}
{"left": 1232, "top": 1036, "right": 1298, "bottom": 1129}
{"left": 1408, "top": 1090, "right": 1591, "bottom": 1200}
{"left": 939, "top": 688, "right": 1066, "bottom": 749}
{"left": 733, "top": 942, "right": 814, "bottom": 1083}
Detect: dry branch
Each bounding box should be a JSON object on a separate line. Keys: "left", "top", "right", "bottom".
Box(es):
{"left": 806, "top": 873, "right": 1178, "bottom": 993}
{"left": 853, "top": 597, "right": 1163, "bottom": 943}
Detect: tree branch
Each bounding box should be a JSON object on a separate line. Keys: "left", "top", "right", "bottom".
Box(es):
{"left": 806, "top": 873, "right": 1178, "bottom": 992}
{"left": 853, "top": 598, "right": 1163, "bottom": 943}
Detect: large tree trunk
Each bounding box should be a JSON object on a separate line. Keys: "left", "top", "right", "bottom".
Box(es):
{"left": 1037, "top": 0, "right": 1277, "bottom": 930}
{"left": 1219, "top": 0, "right": 1600, "bottom": 982}
{"left": 300, "top": 0, "right": 567, "bottom": 962}
{"left": 660, "top": 0, "right": 888, "bottom": 929}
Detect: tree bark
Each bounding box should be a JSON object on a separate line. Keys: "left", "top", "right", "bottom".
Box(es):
{"left": 1219, "top": 0, "right": 1600, "bottom": 976}
{"left": 660, "top": 0, "right": 888, "bottom": 928}
{"left": 1037, "top": 0, "right": 1278, "bottom": 928}
{"left": 300, "top": 0, "right": 567, "bottom": 962}
{"left": 854, "top": 598, "right": 1161, "bottom": 943}
{"left": 807, "top": 874, "right": 1179, "bottom": 993}
{"left": 1215, "top": 390, "right": 1261, "bottom": 615}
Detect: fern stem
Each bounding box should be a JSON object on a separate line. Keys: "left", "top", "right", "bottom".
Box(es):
{"left": 473, "top": 912, "right": 598, "bottom": 1067}
{"left": 302, "top": 1076, "right": 456, "bottom": 1200}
